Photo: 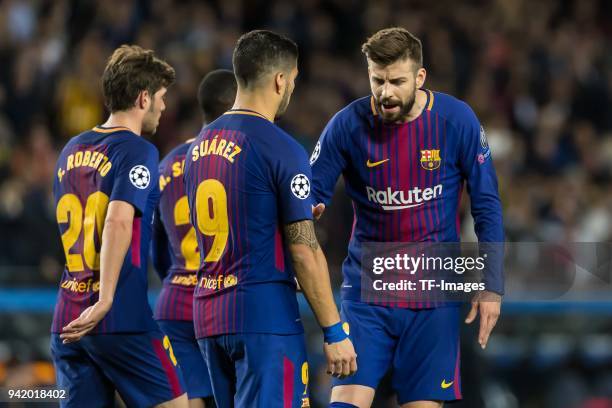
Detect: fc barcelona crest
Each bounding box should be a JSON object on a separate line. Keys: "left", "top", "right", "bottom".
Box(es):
{"left": 420, "top": 149, "right": 441, "bottom": 170}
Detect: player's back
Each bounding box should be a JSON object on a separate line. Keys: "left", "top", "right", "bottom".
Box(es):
{"left": 52, "top": 125, "right": 159, "bottom": 333}
{"left": 184, "top": 110, "right": 313, "bottom": 338}
{"left": 154, "top": 139, "right": 198, "bottom": 321}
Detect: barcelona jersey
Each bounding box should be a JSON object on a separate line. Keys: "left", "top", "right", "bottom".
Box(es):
{"left": 52, "top": 126, "right": 159, "bottom": 333}
{"left": 152, "top": 139, "right": 198, "bottom": 321}
{"left": 183, "top": 109, "right": 313, "bottom": 338}
{"left": 310, "top": 90, "right": 504, "bottom": 304}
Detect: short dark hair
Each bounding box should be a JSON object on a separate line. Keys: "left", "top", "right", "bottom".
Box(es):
{"left": 232, "top": 30, "right": 298, "bottom": 89}
{"left": 102, "top": 45, "right": 175, "bottom": 112}
{"left": 197, "top": 69, "right": 237, "bottom": 123}
{"left": 361, "top": 27, "right": 423, "bottom": 68}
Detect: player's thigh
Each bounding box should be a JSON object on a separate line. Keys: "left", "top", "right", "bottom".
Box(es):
{"left": 234, "top": 333, "right": 309, "bottom": 408}
{"left": 330, "top": 385, "right": 376, "bottom": 408}
{"left": 50, "top": 334, "right": 114, "bottom": 408}
{"left": 331, "top": 301, "right": 395, "bottom": 397}
{"left": 158, "top": 320, "right": 213, "bottom": 400}
{"left": 393, "top": 306, "right": 461, "bottom": 405}
{"left": 155, "top": 393, "right": 189, "bottom": 408}
{"left": 400, "top": 401, "right": 443, "bottom": 408}
{"left": 82, "top": 330, "right": 186, "bottom": 408}
{"left": 198, "top": 336, "right": 236, "bottom": 408}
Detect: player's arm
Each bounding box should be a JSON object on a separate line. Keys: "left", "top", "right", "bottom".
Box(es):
{"left": 310, "top": 111, "right": 349, "bottom": 220}
{"left": 285, "top": 220, "right": 338, "bottom": 326}
{"left": 275, "top": 139, "right": 356, "bottom": 378}
{"left": 151, "top": 207, "right": 171, "bottom": 281}
{"left": 458, "top": 104, "right": 504, "bottom": 349}
{"left": 284, "top": 219, "right": 357, "bottom": 378}
{"left": 60, "top": 201, "right": 134, "bottom": 343}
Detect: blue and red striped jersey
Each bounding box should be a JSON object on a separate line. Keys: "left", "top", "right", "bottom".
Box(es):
{"left": 152, "top": 138, "right": 198, "bottom": 321}
{"left": 311, "top": 90, "right": 504, "bottom": 304}
{"left": 52, "top": 126, "right": 159, "bottom": 333}
{"left": 184, "top": 110, "right": 313, "bottom": 338}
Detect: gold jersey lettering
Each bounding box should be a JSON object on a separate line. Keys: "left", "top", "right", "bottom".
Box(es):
{"left": 81, "top": 151, "right": 92, "bottom": 167}
{"left": 62, "top": 150, "right": 112, "bottom": 179}
{"left": 192, "top": 136, "right": 242, "bottom": 164}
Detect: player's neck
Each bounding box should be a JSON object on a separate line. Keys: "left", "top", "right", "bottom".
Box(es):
{"left": 402, "top": 88, "right": 428, "bottom": 123}
{"left": 102, "top": 112, "right": 142, "bottom": 135}
{"left": 232, "top": 91, "right": 276, "bottom": 122}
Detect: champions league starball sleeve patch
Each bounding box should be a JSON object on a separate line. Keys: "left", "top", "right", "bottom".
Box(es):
{"left": 129, "top": 165, "right": 151, "bottom": 189}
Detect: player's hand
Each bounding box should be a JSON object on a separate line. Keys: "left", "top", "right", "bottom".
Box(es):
{"left": 323, "top": 338, "right": 357, "bottom": 379}
{"left": 465, "top": 290, "right": 501, "bottom": 349}
{"left": 312, "top": 203, "right": 326, "bottom": 221}
{"left": 60, "top": 300, "right": 112, "bottom": 344}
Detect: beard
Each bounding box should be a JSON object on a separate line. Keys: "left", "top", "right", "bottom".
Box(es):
{"left": 377, "top": 88, "right": 417, "bottom": 123}
{"left": 274, "top": 85, "right": 291, "bottom": 121}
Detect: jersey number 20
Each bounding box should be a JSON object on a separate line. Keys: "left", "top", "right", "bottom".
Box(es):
{"left": 56, "top": 192, "right": 109, "bottom": 272}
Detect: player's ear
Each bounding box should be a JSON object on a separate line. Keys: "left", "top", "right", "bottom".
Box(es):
{"left": 136, "top": 90, "right": 150, "bottom": 110}
{"left": 274, "top": 71, "right": 285, "bottom": 95}
{"left": 415, "top": 67, "right": 426, "bottom": 89}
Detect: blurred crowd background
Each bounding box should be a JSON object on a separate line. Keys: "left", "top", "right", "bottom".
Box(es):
{"left": 0, "top": 0, "right": 611, "bottom": 407}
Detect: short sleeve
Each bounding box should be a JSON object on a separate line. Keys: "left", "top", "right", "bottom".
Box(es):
{"left": 274, "top": 142, "right": 314, "bottom": 224}
{"left": 110, "top": 140, "right": 159, "bottom": 215}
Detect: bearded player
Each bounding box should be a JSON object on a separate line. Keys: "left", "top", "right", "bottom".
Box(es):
{"left": 310, "top": 28, "right": 504, "bottom": 408}
{"left": 51, "top": 45, "right": 188, "bottom": 407}
{"left": 152, "top": 69, "right": 237, "bottom": 408}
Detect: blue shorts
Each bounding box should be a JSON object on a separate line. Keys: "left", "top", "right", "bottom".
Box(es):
{"left": 51, "top": 330, "right": 185, "bottom": 408}
{"left": 198, "top": 333, "right": 310, "bottom": 408}
{"left": 333, "top": 301, "right": 462, "bottom": 404}
{"left": 157, "top": 320, "right": 212, "bottom": 400}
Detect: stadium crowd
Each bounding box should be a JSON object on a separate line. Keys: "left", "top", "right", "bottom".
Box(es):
{"left": 0, "top": 0, "right": 611, "bottom": 406}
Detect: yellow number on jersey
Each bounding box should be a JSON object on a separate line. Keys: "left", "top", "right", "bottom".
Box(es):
{"left": 195, "top": 179, "right": 229, "bottom": 262}
{"left": 301, "top": 362, "right": 309, "bottom": 395}
{"left": 173, "top": 196, "right": 199, "bottom": 270}
{"left": 83, "top": 192, "right": 109, "bottom": 270}
{"left": 56, "top": 192, "right": 109, "bottom": 272}
{"left": 56, "top": 194, "right": 84, "bottom": 272}
{"left": 162, "top": 335, "right": 178, "bottom": 366}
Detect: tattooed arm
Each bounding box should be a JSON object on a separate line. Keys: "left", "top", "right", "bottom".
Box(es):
{"left": 284, "top": 220, "right": 340, "bottom": 327}
{"left": 285, "top": 219, "right": 358, "bottom": 378}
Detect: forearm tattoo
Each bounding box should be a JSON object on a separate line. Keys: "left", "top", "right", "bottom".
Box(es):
{"left": 284, "top": 220, "right": 319, "bottom": 250}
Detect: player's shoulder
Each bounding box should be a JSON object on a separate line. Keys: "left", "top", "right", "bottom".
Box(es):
{"left": 71, "top": 126, "right": 158, "bottom": 154}
{"left": 110, "top": 132, "right": 159, "bottom": 162}
{"left": 218, "top": 112, "right": 306, "bottom": 155}
{"left": 430, "top": 90, "right": 479, "bottom": 127}
{"left": 265, "top": 124, "right": 308, "bottom": 157}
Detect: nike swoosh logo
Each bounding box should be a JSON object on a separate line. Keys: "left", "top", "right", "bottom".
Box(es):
{"left": 366, "top": 158, "right": 389, "bottom": 168}
{"left": 441, "top": 380, "right": 454, "bottom": 389}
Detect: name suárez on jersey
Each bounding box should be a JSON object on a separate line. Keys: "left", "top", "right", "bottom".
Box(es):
{"left": 59, "top": 150, "right": 112, "bottom": 182}
{"left": 191, "top": 135, "right": 242, "bottom": 163}
{"left": 366, "top": 184, "right": 443, "bottom": 210}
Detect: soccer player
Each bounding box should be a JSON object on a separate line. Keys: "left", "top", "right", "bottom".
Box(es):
{"left": 184, "top": 30, "right": 357, "bottom": 408}
{"left": 310, "top": 28, "right": 504, "bottom": 408}
{"left": 51, "top": 45, "right": 188, "bottom": 408}
{"left": 152, "top": 69, "right": 237, "bottom": 408}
